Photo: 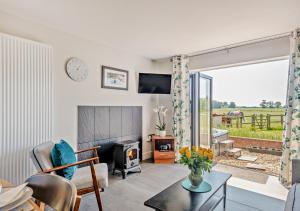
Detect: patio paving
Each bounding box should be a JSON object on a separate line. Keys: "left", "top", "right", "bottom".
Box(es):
{"left": 214, "top": 149, "right": 280, "bottom": 176}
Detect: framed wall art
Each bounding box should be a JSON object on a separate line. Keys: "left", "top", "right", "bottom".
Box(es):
{"left": 101, "top": 66, "right": 129, "bottom": 90}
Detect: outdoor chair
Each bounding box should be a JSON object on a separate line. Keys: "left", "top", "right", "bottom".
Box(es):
{"left": 30, "top": 141, "right": 108, "bottom": 211}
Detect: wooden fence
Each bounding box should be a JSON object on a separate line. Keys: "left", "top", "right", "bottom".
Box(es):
{"left": 220, "top": 114, "right": 284, "bottom": 129}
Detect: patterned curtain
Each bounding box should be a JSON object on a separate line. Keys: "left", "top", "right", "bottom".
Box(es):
{"left": 172, "top": 55, "right": 191, "bottom": 159}
{"left": 280, "top": 29, "right": 300, "bottom": 187}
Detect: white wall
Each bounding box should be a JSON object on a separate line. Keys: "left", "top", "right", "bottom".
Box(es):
{"left": 0, "top": 12, "right": 161, "bottom": 160}
{"left": 153, "top": 61, "right": 173, "bottom": 134}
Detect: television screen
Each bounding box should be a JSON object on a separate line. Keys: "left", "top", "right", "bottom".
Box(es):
{"left": 138, "top": 73, "right": 171, "bottom": 94}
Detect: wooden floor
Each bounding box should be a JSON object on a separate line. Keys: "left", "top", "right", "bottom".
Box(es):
{"left": 79, "top": 163, "right": 286, "bottom": 211}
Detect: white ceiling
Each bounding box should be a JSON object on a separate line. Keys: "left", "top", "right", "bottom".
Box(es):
{"left": 0, "top": 0, "right": 299, "bottom": 59}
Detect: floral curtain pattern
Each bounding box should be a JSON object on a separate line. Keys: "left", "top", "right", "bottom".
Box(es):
{"left": 280, "top": 29, "right": 300, "bottom": 187}
{"left": 172, "top": 55, "right": 191, "bottom": 159}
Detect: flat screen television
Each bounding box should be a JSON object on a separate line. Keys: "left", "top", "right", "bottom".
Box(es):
{"left": 138, "top": 73, "right": 171, "bottom": 94}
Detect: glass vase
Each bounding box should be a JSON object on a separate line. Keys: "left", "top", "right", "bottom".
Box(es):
{"left": 188, "top": 170, "right": 203, "bottom": 187}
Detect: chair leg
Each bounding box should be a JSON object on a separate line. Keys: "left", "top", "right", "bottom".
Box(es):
{"left": 89, "top": 161, "right": 103, "bottom": 211}
{"left": 35, "top": 200, "right": 45, "bottom": 211}
{"left": 94, "top": 186, "right": 103, "bottom": 211}
{"left": 74, "top": 196, "right": 81, "bottom": 211}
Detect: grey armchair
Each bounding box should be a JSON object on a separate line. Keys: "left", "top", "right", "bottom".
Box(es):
{"left": 284, "top": 159, "right": 300, "bottom": 211}
{"left": 30, "top": 141, "right": 108, "bottom": 211}
{"left": 291, "top": 159, "right": 300, "bottom": 185}
{"left": 26, "top": 174, "right": 81, "bottom": 211}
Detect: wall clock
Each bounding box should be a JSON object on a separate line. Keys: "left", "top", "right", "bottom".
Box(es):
{"left": 66, "top": 57, "right": 88, "bottom": 82}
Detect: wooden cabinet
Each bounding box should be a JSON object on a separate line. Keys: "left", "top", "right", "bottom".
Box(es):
{"left": 152, "top": 135, "right": 176, "bottom": 164}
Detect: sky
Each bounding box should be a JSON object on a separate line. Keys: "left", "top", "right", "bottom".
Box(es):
{"left": 203, "top": 59, "right": 289, "bottom": 107}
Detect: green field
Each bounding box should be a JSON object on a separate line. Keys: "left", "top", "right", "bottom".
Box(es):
{"left": 213, "top": 107, "right": 285, "bottom": 141}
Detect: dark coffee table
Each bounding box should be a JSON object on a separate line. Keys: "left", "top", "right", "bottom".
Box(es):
{"left": 144, "top": 171, "right": 231, "bottom": 211}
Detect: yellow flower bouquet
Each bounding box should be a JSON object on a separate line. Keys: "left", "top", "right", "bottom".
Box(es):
{"left": 179, "top": 146, "right": 213, "bottom": 187}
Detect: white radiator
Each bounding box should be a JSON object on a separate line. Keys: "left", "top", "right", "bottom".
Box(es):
{"left": 0, "top": 33, "right": 53, "bottom": 184}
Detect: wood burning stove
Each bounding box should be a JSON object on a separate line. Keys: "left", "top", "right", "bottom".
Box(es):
{"left": 113, "top": 140, "right": 141, "bottom": 179}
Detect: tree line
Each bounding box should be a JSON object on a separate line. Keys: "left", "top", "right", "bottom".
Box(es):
{"left": 213, "top": 100, "right": 236, "bottom": 108}
{"left": 213, "top": 100, "right": 284, "bottom": 109}
{"left": 259, "top": 100, "right": 283, "bottom": 108}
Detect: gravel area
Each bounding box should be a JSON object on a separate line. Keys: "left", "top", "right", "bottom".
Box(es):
{"left": 214, "top": 149, "right": 280, "bottom": 176}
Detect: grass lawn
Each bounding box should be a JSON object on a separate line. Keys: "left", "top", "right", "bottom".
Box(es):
{"left": 213, "top": 107, "right": 285, "bottom": 141}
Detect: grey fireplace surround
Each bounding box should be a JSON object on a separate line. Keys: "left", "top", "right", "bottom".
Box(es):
{"left": 77, "top": 106, "right": 142, "bottom": 169}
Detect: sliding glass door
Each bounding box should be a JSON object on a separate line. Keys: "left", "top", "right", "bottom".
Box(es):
{"left": 191, "top": 73, "right": 212, "bottom": 148}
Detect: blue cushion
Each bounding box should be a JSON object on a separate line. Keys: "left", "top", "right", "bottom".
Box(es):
{"left": 51, "top": 140, "right": 77, "bottom": 180}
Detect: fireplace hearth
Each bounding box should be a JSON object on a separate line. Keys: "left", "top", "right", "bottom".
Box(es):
{"left": 113, "top": 140, "right": 141, "bottom": 179}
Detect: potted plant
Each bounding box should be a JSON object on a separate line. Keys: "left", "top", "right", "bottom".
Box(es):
{"left": 179, "top": 146, "right": 213, "bottom": 187}
{"left": 153, "top": 106, "right": 167, "bottom": 137}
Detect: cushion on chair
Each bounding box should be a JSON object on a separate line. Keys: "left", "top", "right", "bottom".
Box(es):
{"left": 31, "top": 141, "right": 55, "bottom": 172}
{"left": 51, "top": 140, "right": 77, "bottom": 180}
{"left": 71, "top": 163, "right": 108, "bottom": 190}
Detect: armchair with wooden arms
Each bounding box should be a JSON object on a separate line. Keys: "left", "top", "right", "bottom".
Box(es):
{"left": 30, "top": 141, "right": 108, "bottom": 211}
